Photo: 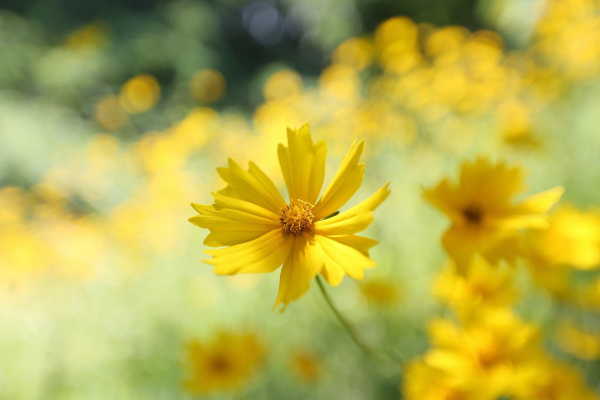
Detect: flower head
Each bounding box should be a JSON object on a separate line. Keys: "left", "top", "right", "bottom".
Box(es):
{"left": 424, "top": 157, "right": 563, "bottom": 271}
{"left": 183, "top": 332, "right": 264, "bottom": 395}
{"left": 189, "top": 122, "right": 390, "bottom": 310}
{"left": 424, "top": 310, "right": 543, "bottom": 398}
{"left": 433, "top": 256, "right": 519, "bottom": 318}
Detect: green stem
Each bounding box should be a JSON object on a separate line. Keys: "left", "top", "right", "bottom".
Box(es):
{"left": 315, "top": 276, "right": 376, "bottom": 359}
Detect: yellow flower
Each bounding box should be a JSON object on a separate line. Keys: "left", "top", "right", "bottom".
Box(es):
{"left": 189, "top": 123, "right": 390, "bottom": 310}
{"left": 183, "top": 332, "right": 264, "bottom": 395}
{"left": 424, "top": 310, "right": 543, "bottom": 398}
{"left": 424, "top": 157, "right": 563, "bottom": 271}
{"left": 403, "top": 360, "right": 494, "bottom": 400}
{"left": 524, "top": 205, "right": 600, "bottom": 270}
{"left": 512, "top": 358, "right": 599, "bottom": 400}
{"left": 433, "top": 256, "right": 518, "bottom": 317}
{"left": 522, "top": 205, "right": 600, "bottom": 299}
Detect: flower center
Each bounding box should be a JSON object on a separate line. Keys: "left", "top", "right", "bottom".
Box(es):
{"left": 462, "top": 204, "right": 483, "bottom": 224}
{"left": 279, "top": 200, "right": 315, "bottom": 235}
{"left": 209, "top": 354, "right": 232, "bottom": 374}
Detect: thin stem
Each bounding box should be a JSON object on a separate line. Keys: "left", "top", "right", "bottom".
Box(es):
{"left": 315, "top": 276, "right": 375, "bottom": 359}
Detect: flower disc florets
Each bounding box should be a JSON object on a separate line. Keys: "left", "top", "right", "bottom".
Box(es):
{"left": 279, "top": 200, "right": 315, "bottom": 235}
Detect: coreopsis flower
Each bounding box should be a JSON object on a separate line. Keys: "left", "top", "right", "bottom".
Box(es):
{"left": 433, "top": 256, "right": 518, "bottom": 318}
{"left": 189, "top": 123, "right": 390, "bottom": 310}
{"left": 423, "top": 310, "right": 543, "bottom": 398}
{"left": 424, "top": 157, "right": 563, "bottom": 271}
{"left": 183, "top": 332, "right": 264, "bottom": 394}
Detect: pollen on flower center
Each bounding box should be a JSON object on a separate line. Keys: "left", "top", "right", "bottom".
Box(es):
{"left": 279, "top": 200, "right": 315, "bottom": 235}
{"left": 463, "top": 204, "right": 484, "bottom": 224}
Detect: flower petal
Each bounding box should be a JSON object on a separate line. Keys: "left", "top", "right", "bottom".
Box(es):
{"left": 217, "top": 158, "right": 286, "bottom": 213}
{"left": 314, "top": 183, "right": 390, "bottom": 236}
{"left": 203, "top": 229, "right": 293, "bottom": 275}
{"left": 312, "top": 140, "right": 365, "bottom": 219}
{"left": 422, "top": 179, "right": 465, "bottom": 223}
{"left": 441, "top": 226, "right": 480, "bottom": 274}
{"left": 459, "top": 158, "right": 524, "bottom": 205}
{"left": 315, "top": 235, "right": 378, "bottom": 285}
{"left": 189, "top": 201, "right": 280, "bottom": 247}
{"left": 274, "top": 231, "right": 325, "bottom": 311}
{"left": 278, "top": 122, "right": 327, "bottom": 204}
{"left": 487, "top": 187, "right": 564, "bottom": 230}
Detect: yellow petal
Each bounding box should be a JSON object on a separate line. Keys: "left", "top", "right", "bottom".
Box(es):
{"left": 278, "top": 122, "right": 327, "bottom": 204}
{"left": 212, "top": 192, "right": 279, "bottom": 221}
{"left": 189, "top": 202, "right": 280, "bottom": 247}
{"left": 459, "top": 157, "right": 524, "bottom": 205}
{"left": 512, "top": 186, "right": 564, "bottom": 215}
{"left": 312, "top": 140, "right": 365, "bottom": 219}
{"left": 316, "top": 234, "right": 377, "bottom": 284}
{"left": 422, "top": 179, "right": 465, "bottom": 223}
{"left": 488, "top": 187, "right": 564, "bottom": 231}
{"left": 274, "top": 232, "right": 324, "bottom": 311}
{"left": 204, "top": 229, "right": 293, "bottom": 275}
{"left": 442, "top": 226, "right": 479, "bottom": 274}
{"left": 314, "top": 183, "right": 390, "bottom": 236}
{"left": 217, "top": 158, "right": 286, "bottom": 213}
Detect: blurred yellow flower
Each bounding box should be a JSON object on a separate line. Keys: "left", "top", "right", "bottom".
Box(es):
{"left": 423, "top": 310, "right": 543, "bottom": 398}
{"left": 290, "top": 352, "right": 322, "bottom": 383}
{"left": 189, "top": 122, "right": 390, "bottom": 310}
{"left": 525, "top": 205, "right": 600, "bottom": 270}
{"left": 360, "top": 279, "right": 401, "bottom": 306}
{"left": 119, "top": 74, "right": 161, "bottom": 114}
{"left": 403, "top": 360, "right": 491, "bottom": 400}
{"left": 424, "top": 157, "right": 563, "bottom": 271}
{"left": 433, "top": 256, "right": 518, "bottom": 316}
{"left": 95, "top": 94, "right": 128, "bottom": 131}
{"left": 263, "top": 70, "right": 303, "bottom": 101}
{"left": 183, "top": 332, "right": 264, "bottom": 395}
{"left": 64, "top": 22, "right": 109, "bottom": 52}
{"left": 190, "top": 68, "right": 226, "bottom": 103}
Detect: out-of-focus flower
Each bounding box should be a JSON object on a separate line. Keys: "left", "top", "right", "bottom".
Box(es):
{"left": 183, "top": 332, "right": 264, "bottom": 395}
{"left": 525, "top": 205, "right": 600, "bottom": 270}
{"left": 555, "top": 321, "right": 600, "bottom": 360}
{"left": 403, "top": 360, "right": 490, "bottom": 400}
{"left": 190, "top": 68, "right": 226, "bottom": 103}
{"left": 263, "top": 70, "right": 303, "bottom": 101}
{"left": 189, "top": 122, "right": 390, "bottom": 310}
{"left": 420, "top": 311, "right": 543, "bottom": 398}
{"left": 332, "top": 37, "right": 374, "bottom": 71}
{"left": 360, "top": 279, "right": 401, "bottom": 306}
{"left": 95, "top": 95, "right": 128, "bottom": 131}
{"left": 424, "top": 157, "right": 563, "bottom": 271}
{"left": 534, "top": 0, "right": 600, "bottom": 81}
{"left": 64, "top": 22, "right": 109, "bottom": 53}
{"left": 523, "top": 205, "right": 600, "bottom": 299}
{"left": 433, "top": 256, "right": 518, "bottom": 317}
{"left": 290, "top": 352, "right": 322, "bottom": 383}
{"left": 119, "top": 74, "right": 161, "bottom": 114}
{"left": 512, "top": 359, "right": 598, "bottom": 400}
